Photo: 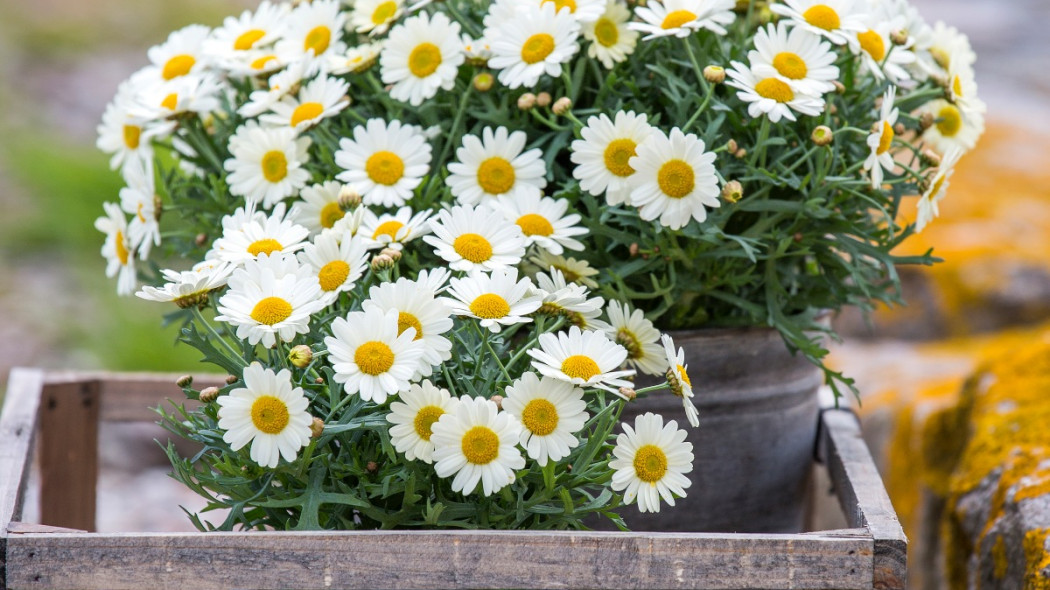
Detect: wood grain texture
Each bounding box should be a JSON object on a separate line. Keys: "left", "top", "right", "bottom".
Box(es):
{"left": 38, "top": 381, "right": 100, "bottom": 533}
{"left": 1, "top": 368, "right": 45, "bottom": 590}
{"left": 6, "top": 529, "right": 874, "bottom": 590}
{"left": 821, "top": 410, "right": 907, "bottom": 590}
{"left": 43, "top": 372, "right": 224, "bottom": 423}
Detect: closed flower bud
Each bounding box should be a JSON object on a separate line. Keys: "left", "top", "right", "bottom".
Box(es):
{"left": 371, "top": 253, "right": 395, "bottom": 271}
{"left": 225, "top": 374, "right": 239, "bottom": 385}
{"left": 890, "top": 29, "right": 909, "bottom": 46}
{"left": 628, "top": 242, "right": 640, "bottom": 257}
{"left": 310, "top": 417, "right": 325, "bottom": 438}
{"left": 175, "top": 375, "right": 193, "bottom": 388}
{"left": 536, "top": 92, "right": 552, "bottom": 108}
{"left": 919, "top": 111, "right": 935, "bottom": 131}
{"left": 473, "top": 72, "right": 494, "bottom": 92}
{"left": 195, "top": 233, "right": 208, "bottom": 248}
{"left": 366, "top": 461, "right": 379, "bottom": 473}
{"left": 619, "top": 387, "right": 637, "bottom": 401}
{"left": 832, "top": 80, "right": 846, "bottom": 94}
{"left": 894, "top": 123, "right": 906, "bottom": 136}
{"left": 199, "top": 386, "right": 220, "bottom": 403}
{"left": 338, "top": 185, "right": 361, "bottom": 210}
{"left": 703, "top": 65, "right": 726, "bottom": 84}
{"left": 734, "top": 148, "right": 747, "bottom": 159}
{"left": 153, "top": 195, "right": 164, "bottom": 221}
{"left": 726, "top": 139, "right": 738, "bottom": 153}
{"left": 518, "top": 92, "right": 537, "bottom": 110}
{"left": 811, "top": 125, "right": 834, "bottom": 146}
{"left": 722, "top": 180, "right": 744, "bottom": 203}
{"left": 552, "top": 97, "right": 572, "bottom": 115}
{"left": 920, "top": 149, "right": 942, "bottom": 167}
{"left": 379, "top": 247, "right": 402, "bottom": 262}
{"left": 315, "top": 376, "right": 325, "bottom": 384}
{"left": 288, "top": 345, "right": 313, "bottom": 368}
{"left": 490, "top": 394, "right": 504, "bottom": 410}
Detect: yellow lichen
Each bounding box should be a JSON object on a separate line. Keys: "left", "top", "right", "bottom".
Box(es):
{"left": 993, "top": 535, "right": 1008, "bottom": 580}
{"left": 1023, "top": 529, "right": 1050, "bottom": 589}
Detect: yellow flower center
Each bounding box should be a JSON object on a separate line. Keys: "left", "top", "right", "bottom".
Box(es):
{"left": 318, "top": 260, "right": 351, "bottom": 292}
{"left": 408, "top": 42, "right": 443, "bottom": 78}
{"left": 857, "top": 30, "right": 886, "bottom": 61}
{"left": 930, "top": 47, "right": 951, "bottom": 70}
{"left": 413, "top": 405, "right": 444, "bottom": 441}
{"left": 250, "top": 395, "right": 290, "bottom": 435}
{"left": 772, "top": 52, "right": 808, "bottom": 80}
{"left": 521, "top": 33, "right": 555, "bottom": 65}
{"left": 261, "top": 150, "right": 289, "bottom": 183}
{"left": 371, "top": 0, "right": 399, "bottom": 25}
{"left": 160, "top": 93, "right": 179, "bottom": 111}
{"left": 291, "top": 102, "right": 324, "bottom": 127}
{"left": 516, "top": 213, "right": 554, "bottom": 237}
{"left": 542, "top": 0, "right": 577, "bottom": 13}
{"left": 234, "top": 29, "right": 266, "bottom": 51}
{"left": 603, "top": 138, "right": 637, "bottom": 177}
{"left": 476, "top": 157, "right": 516, "bottom": 195}
{"left": 616, "top": 329, "right": 643, "bottom": 360}
{"left": 250, "top": 296, "right": 293, "bottom": 325}
{"left": 676, "top": 364, "right": 692, "bottom": 388}
{"left": 521, "top": 398, "right": 559, "bottom": 436}
{"left": 373, "top": 220, "right": 405, "bottom": 240}
{"left": 251, "top": 54, "right": 278, "bottom": 70}
{"left": 802, "top": 5, "right": 841, "bottom": 31}
{"left": 561, "top": 355, "right": 600, "bottom": 381}
{"left": 662, "top": 9, "right": 697, "bottom": 29}
{"left": 952, "top": 75, "right": 963, "bottom": 97}
{"left": 303, "top": 25, "right": 331, "bottom": 55}
{"left": 397, "top": 311, "right": 424, "bottom": 340}
{"left": 656, "top": 159, "right": 696, "bottom": 199}
{"left": 936, "top": 104, "right": 962, "bottom": 137}
{"left": 633, "top": 444, "right": 669, "bottom": 483}
{"left": 876, "top": 121, "right": 895, "bottom": 155}
{"left": 754, "top": 78, "right": 795, "bottom": 103}
{"left": 115, "top": 230, "right": 130, "bottom": 265}
{"left": 365, "top": 151, "right": 405, "bottom": 186}
{"left": 470, "top": 293, "right": 511, "bottom": 319}
{"left": 320, "top": 202, "right": 345, "bottom": 229}
{"left": 162, "top": 54, "right": 195, "bottom": 80}
{"left": 123, "top": 125, "right": 141, "bottom": 149}
{"left": 461, "top": 425, "right": 500, "bottom": 465}
{"left": 594, "top": 17, "right": 620, "bottom": 47}
{"left": 355, "top": 341, "right": 395, "bottom": 376}
{"left": 453, "top": 233, "right": 494, "bottom": 263}
{"left": 928, "top": 172, "right": 948, "bottom": 199}
{"left": 248, "top": 238, "right": 283, "bottom": 257}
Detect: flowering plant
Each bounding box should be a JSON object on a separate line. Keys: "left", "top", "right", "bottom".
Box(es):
{"left": 94, "top": 0, "right": 981, "bottom": 530}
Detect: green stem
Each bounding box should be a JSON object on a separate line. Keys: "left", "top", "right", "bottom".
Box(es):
{"left": 191, "top": 307, "right": 248, "bottom": 368}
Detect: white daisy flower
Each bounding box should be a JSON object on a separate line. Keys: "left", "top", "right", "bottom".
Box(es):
{"left": 770, "top": 0, "right": 867, "bottom": 47}
{"left": 297, "top": 232, "right": 369, "bottom": 305}
{"left": 527, "top": 325, "right": 636, "bottom": 393}
{"left": 380, "top": 12, "right": 465, "bottom": 106}
{"left": 630, "top": 0, "right": 737, "bottom": 40}
{"left": 205, "top": 202, "right": 267, "bottom": 261}
{"left": 202, "top": 1, "right": 289, "bottom": 67}
{"left": 364, "top": 276, "right": 454, "bottom": 376}
{"left": 424, "top": 204, "right": 527, "bottom": 272}
{"left": 854, "top": 20, "right": 916, "bottom": 84}
{"left": 94, "top": 202, "right": 136, "bottom": 296}
{"left": 571, "top": 110, "right": 654, "bottom": 206}
{"left": 503, "top": 372, "right": 589, "bottom": 467}
{"left": 610, "top": 412, "right": 694, "bottom": 513}
{"left": 444, "top": 268, "right": 543, "bottom": 333}
{"left": 527, "top": 251, "right": 600, "bottom": 289}
{"left": 320, "top": 207, "right": 369, "bottom": 244}
{"left": 275, "top": 0, "right": 347, "bottom": 65}
{"left": 601, "top": 300, "right": 667, "bottom": 376}
{"left": 863, "top": 85, "right": 899, "bottom": 189}
{"left": 238, "top": 57, "right": 321, "bottom": 117}
{"left": 358, "top": 206, "right": 433, "bottom": 251}
{"left": 96, "top": 78, "right": 166, "bottom": 176}
{"left": 749, "top": 22, "right": 839, "bottom": 96}
{"left": 387, "top": 380, "right": 460, "bottom": 463}
{"left": 259, "top": 75, "right": 350, "bottom": 132}
{"left": 291, "top": 181, "right": 347, "bottom": 235}
{"left": 146, "top": 24, "right": 211, "bottom": 82}
{"left": 533, "top": 267, "right": 605, "bottom": 329}
{"left": 136, "top": 262, "right": 235, "bottom": 308}
{"left": 215, "top": 252, "right": 324, "bottom": 348}
{"left": 327, "top": 41, "right": 384, "bottom": 75}
{"left": 726, "top": 60, "right": 826, "bottom": 122}
{"left": 224, "top": 121, "right": 312, "bottom": 209}
{"left": 918, "top": 98, "right": 984, "bottom": 155}
{"left": 529, "top": 0, "right": 608, "bottom": 23}
{"left": 914, "top": 20, "right": 975, "bottom": 79}
{"left": 627, "top": 127, "right": 720, "bottom": 230}
{"left": 211, "top": 203, "right": 311, "bottom": 265}
{"left": 352, "top": 0, "right": 405, "bottom": 35}
{"left": 335, "top": 119, "right": 433, "bottom": 208}
{"left": 431, "top": 396, "right": 526, "bottom": 496}
{"left": 581, "top": 1, "right": 638, "bottom": 69}
{"left": 915, "top": 147, "right": 962, "bottom": 233}
{"left": 462, "top": 35, "right": 493, "bottom": 64}
{"left": 946, "top": 59, "right": 985, "bottom": 118}
{"left": 661, "top": 334, "right": 699, "bottom": 428}
{"left": 495, "top": 193, "right": 586, "bottom": 255}
{"left": 119, "top": 157, "right": 161, "bottom": 259}
{"left": 217, "top": 363, "right": 313, "bottom": 469}
{"left": 446, "top": 126, "right": 547, "bottom": 205}
{"left": 326, "top": 307, "right": 427, "bottom": 404}
{"left": 487, "top": 3, "right": 581, "bottom": 90}
{"left": 130, "top": 73, "right": 224, "bottom": 123}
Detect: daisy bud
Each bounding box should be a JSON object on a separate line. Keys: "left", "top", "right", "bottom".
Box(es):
{"left": 310, "top": 417, "right": 325, "bottom": 438}
{"left": 371, "top": 253, "right": 395, "bottom": 271}
{"left": 552, "top": 97, "right": 573, "bottom": 116}
{"left": 629, "top": 243, "right": 640, "bottom": 257}
{"left": 473, "top": 72, "right": 494, "bottom": 92}
{"left": 920, "top": 149, "right": 942, "bottom": 167}
{"left": 811, "top": 125, "right": 834, "bottom": 146}
{"left": 832, "top": 81, "right": 846, "bottom": 94}
{"left": 380, "top": 247, "right": 402, "bottom": 262}
{"left": 315, "top": 376, "right": 325, "bottom": 384}
{"left": 288, "top": 345, "right": 313, "bottom": 368}
{"left": 536, "top": 92, "right": 552, "bottom": 108}
{"left": 726, "top": 139, "right": 738, "bottom": 153}
{"left": 793, "top": 232, "right": 804, "bottom": 243}
{"left": 195, "top": 233, "right": 208, "bottom": 247}
{"left": 722, "top": 180, "right": 744, "bottom": 203}
{"left": 828, "top": 104, "right": 838, "bottom": 115}
{"left": 175, "top": 375, "right": 193, "bottom": 388}
{"left": 198, "top": 386, "right": 220, "bottom": 403}
{"left": 894, "top": 123, "right": 906, "bottom": 136}
{"left": 225, "top": 374, "right": 239, "bottom": 385}
{"left": 919, "top": 111, "right": 935, "bottom": 131}
{"left": 619, "top": 387, "right": 637, "bottom": 401}
{"left": 734, "top": 148, "right": 748, "bottom": 159}
{"left": 338, "top": 185, "right": 361, "bottom": 210}
{"left": 366, "top": 461, "right": 379, "bottom": 473}
{"left": 518, "top": 92, "right": 537, "bottom": 110}
{"left": 153, "top": 195, "right": 164, "bottom": 221}
{"left": 489, "top": 394, "right": 504, "bottom": 410}
{"left": 703, "top": 65, "right": 726, "bottom": 84}
{"left": 890, "top": 29, "right": 909, "bottom": 46}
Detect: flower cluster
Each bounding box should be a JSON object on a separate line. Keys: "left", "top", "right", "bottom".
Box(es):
{"left": 96, "top": 0, "right": 979, "bottom": 530}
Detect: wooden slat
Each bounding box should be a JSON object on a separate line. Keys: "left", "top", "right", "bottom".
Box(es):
{"left": 38, "top": 381, "right": 100, "bottom": 532}
{"left": 6, "top": 529, "right": 874, "bottom": 590}
{"left": 1, "top": 368, "right": 45, "bottom": 590}
{"left": 821, "top": 409, "right": 907, "bottom": 590}
{"left": 44, "top": 372, "right": 224, "bottom": 423}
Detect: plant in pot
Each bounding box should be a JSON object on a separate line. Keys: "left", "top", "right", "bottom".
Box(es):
{"left": 93, "top": 0, "right": 983, "bottom": 533}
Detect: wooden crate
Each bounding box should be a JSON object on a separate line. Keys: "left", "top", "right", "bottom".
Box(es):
{"left": 0, "top": 368, "right": 906, "bottom": 589}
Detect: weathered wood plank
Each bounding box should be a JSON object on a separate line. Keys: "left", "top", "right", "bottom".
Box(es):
{"left": 38, "top": 381, "right": 100, "bottom": 532}
{"left": 821, "top": 410, "right": 907, "bottom": 590}
{"left": 1, "top": 368, "right": 45, "bottom": 590}
{"left": 43, "top": 372, "right": 224, "bottom": 423}
{"left": 7, "top": 530, "right": 874, "bottom": 590}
